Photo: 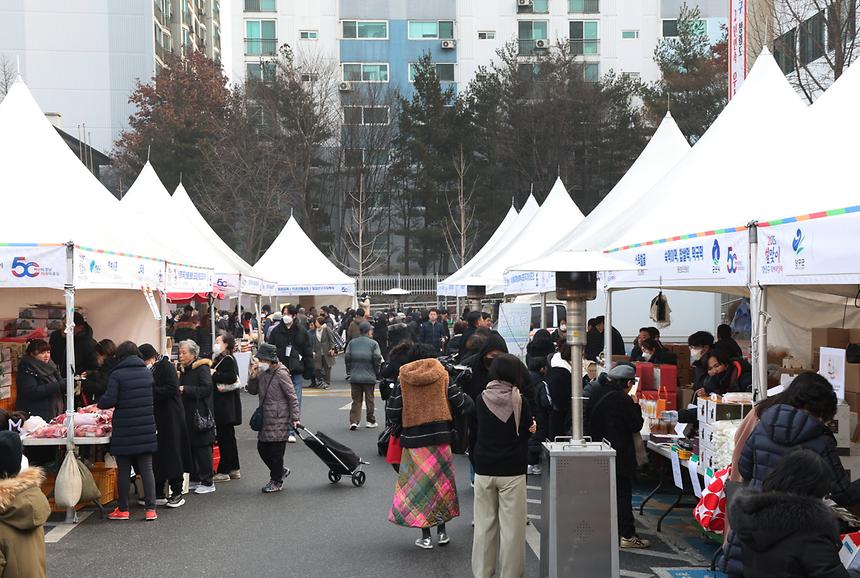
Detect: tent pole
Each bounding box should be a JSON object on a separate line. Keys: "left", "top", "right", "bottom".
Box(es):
{"left": 63, "top": 242, "right": 77, "bottom": 523}
{"left": 237, "top": 276, "right": 243, "bottom": 343}
{"left": 540, "top": 292, "right": 547, "bottom": 329}
{"left": 210, "top": 293, "right": 216, "bottom": 350}
{"left": 159, "top": 288, "right": 168, "bottom": 356}
{"left": 758, "top": 287, "right": 769, "bottom": 396}
{"left": 747, "top": 223, "right": 765, "bottom": 403}
{"left": 257, "top": 294, "right": 263, "bottom": 346}
{"left": 603, "top": 287, "right": 613, "bottom": 368}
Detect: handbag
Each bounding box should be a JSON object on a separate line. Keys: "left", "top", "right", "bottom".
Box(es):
{"left": 193, "top": 406, "right": 216, "bottom": 432}
{"left": 249, "top": 374, "right": 274, "bottom": 432}
{"left": 694, "top": 465, "right": 732, "bottom": 534}
{"left": 213, "top": 355, "right": 242, "bottom": 392}
{"left": 385, "top": 434, "right": 403, "bottom": 465}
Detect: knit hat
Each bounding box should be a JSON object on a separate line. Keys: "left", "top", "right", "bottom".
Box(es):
{"left": 271, "top": 312, "right": 283, "bottom": 322}
{"left": 359, "top": 321, "right": 373, "bottom": 335}
{"left": 256, "top": 343, "right": 279, "bottom": 362}
{"left": 0, "top": 431, "right": 23, "bottom": 478}
{"left": 608, "top": 364, "right": 636, "bottom": 382}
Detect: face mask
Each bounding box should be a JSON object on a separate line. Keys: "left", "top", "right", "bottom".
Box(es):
{"left": 146, "top": 362, "right": 154, "bottom": 369}
{"left": 284, "top": 315, "right": 294, "bottom": 326}
{"left": 690, "top": 348, "right": 703, "bottom": 363}
{"left": 258, "top": 362, "right": 270, "bottom": 372}
{"left": 641, "top": 352, "right": 652, "bottom": 361}
{"left": 212, "top": 343, "right": 223, "bottom": 355}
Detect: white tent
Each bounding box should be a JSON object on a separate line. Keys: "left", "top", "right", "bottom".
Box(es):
{"left": 437, "top": 204, "right": 518, "bottom": 296}
{"left": 441, "top": 194, "right": 541, "bottom": 296}
{"left": 466, "top": 178, "right": 585, "bottom": 295}
{"left": 171, "top": 183, "right": 270, "bottom": 296}
{"left": 507, "top": 113, "right": 690, "bottom": 280}
{"left": 254, "top": 215, "right": 355, "bottom": 298}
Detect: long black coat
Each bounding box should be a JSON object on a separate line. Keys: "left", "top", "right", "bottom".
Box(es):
{"left": 583, "top": 378, "right": 643, "bottom": 479}
{"left": 179, "top": 358, "right": 216, "bottom": 448}
{"left": 269, "top": 322, "right": 312, "bottom": 376}
{"left": 212, "top": 354, "right": 242, "bottom": 426}
{"left": 725, "top": 489, "right": 852, "bottom": 578}
{"left": 97, "top": 356, "right": 157, "bottom": 456}
{"left": 49, "top": 322, "right": 99, "bottom": 376}
{"left": 151, "top": 356, "right": 191, "bottom": 482}
{"left": 15, "top": 357, "right": 63, "bottom": 421}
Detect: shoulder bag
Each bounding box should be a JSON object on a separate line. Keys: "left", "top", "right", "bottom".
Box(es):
{"left": 249, "top": 375, "right": 273, "bottom": 432}
{"left": 214, "top": 355, "right": 242, "bottom": 392}
{"left": 193, "top": 401, "right": 216, "bottom": 432}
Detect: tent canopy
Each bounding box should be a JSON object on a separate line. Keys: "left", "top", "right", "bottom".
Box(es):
{"left": 254, "top": 216, "right": 355, "bottom": 296}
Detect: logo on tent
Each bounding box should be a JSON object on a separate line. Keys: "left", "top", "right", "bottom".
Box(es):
{"left": 89, "top": 260, "right": 102, "bottom": 275}
{"left": 726, "top": 246, "right": 739, "bottom": 274}
{"left": 711, "top": 239, "right": 720, "bottom": 265}
{"left": 792, "top": 228, "right": 805, "bottom": 254}
{"left": 10, "top": 257, "right": 40, "bottom": 278}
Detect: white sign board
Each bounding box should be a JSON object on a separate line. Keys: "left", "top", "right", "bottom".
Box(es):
{"left": 497, "top": 303, "right": 532, "bottom": 359}
{"left": 820, "top": 347, "right": 847, "bottom": 401}
{"left": 729, "top": 0, "right": 747, "bottom": 99}
{"left": 0, "top": 245, "right": 66, "bottom": 289}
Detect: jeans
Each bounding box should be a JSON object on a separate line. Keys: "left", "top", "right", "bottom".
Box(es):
{"left": 257, "top": 440, "right": 287, "bottom": 482}
{"left": 117, "top": 454, "right": 156, "bottom": 511}
{"left": 288, "top": 373, "right": 303, "bottom": 436}
{"left": 349, "top": 383, "right": 376, "bottom": 425}
{"left": 216, "top": 424, "right": 240, "bottom": 473}
{"left": 190, "top": 445, "right": 213, "bottom": 486}
{"left": 617, "top": 474, "right": 636, "bottom": 539}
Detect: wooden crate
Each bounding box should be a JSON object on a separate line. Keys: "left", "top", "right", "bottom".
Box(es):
{"left": 41, "top": 462, "right": 117, "bottom": 512}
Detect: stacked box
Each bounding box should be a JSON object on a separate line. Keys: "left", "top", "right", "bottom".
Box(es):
{"left": 18, "top": 306, "right": 64, "bottom": 320}
{"left": 697, "top": 395, "right": 751, "bottom": 470}
{"left": 811, "top": 328, "right": 853, "bottom": 370}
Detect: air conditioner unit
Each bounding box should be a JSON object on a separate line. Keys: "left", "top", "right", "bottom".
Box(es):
{"left": 338, "top": 81, "right": 353, "bottom": 92}
{"left": 441, "top": 39, "right": 456, "bottom": 49}
{"left": 534, "top": 38, "right": 549, "bottom": 49}
{"left": 517, "top": 0, "right": 533, "bottom": 6}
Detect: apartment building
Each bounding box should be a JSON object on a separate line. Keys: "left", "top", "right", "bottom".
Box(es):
{"left": 230, "top": 0, "right": 727, "bottom": 89}
{"left": 0, "top": 0, "right": 222, "bottom": 153}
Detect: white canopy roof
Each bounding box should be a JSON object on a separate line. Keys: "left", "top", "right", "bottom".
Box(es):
{"left": 509, "top": 113, "right": 690, "bottom": 275}
{"left": 254, "top": 216, "right": 355, "bottom": 296}
{"left": 171, "top": 183, "right": 268, "bottom": 294}
{"left": 462, "top": 178, "right": 585, "bottom": 293}
{"left": 442, "top": 194, "right": 540, "bottom": 292}
{"left": 607, "top": 49, "right": 806, "bottom": 252}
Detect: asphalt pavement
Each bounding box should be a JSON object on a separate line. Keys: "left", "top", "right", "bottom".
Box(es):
{"left": 46, "top": 364, "right": 722, "bottom": 578}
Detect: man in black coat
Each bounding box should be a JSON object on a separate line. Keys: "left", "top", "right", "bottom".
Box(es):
{"left": 268, "top": 304, "right": 313, "bottom": 442}
{"left": 49, "top": 312, "right": 99, "bottom": 377}
{"left": 585, "top": 315, "right": 626, "bottom": 361}
{"left": 419, "top": 308, "right": 446, "bottom": 353}
{"left": 583, "top": 364, "right": 649, "bottom": 549}
{"left": 140, "top": 344, "right": 191, "bottom": 507}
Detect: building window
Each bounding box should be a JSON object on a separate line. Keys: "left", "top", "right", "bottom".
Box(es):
{"left": 570, "top": 21, "right": 599, "bottom": 55}
{"left": 343, "top": 106, "right": 390, "bottom": 125}
{"left": 342, "top": 20, "right": 388, "bottom": 39}
{"left": 245, "top": 19, "right": 277, "bottom": 55}
{"left": 622, "top": 30, "right": 639, "bottom": 39}
{"left": 519, "top": 0, "right": 549, "bottom": 14}
{"left": 773, "top": 29, "right": 796, "bottom": 74}
{"left": 300, "top": 30, "right": 319, "bottom": 40}
{"left": 478, "top": 30, "right": 496, "bottom": 40}
{"left": 342, "top": 63, "right": 389, "bottom": 82}
{"left": 621, "top": 71, "right": 640, "bottom": 80}
{"left": 301, "top": 72, "right": 320, "bottom": 82}
{"left": 244, "top": 0, "right": 276, "bottom": 11}
{"left": 569, "top": 0, "right": 599, "bottom": 14}
{"left": 345, "top": 149, "right": 389, "bottom": 167}
{"left": 408, "top": 21, "right": 454, "bottom": 40}
{"left": 662, "top": 18, "right": 707, "bottom": 38}
{"left": 246, "top": 61, "right": 276, "bottom": 82}
{"left": 409, "top": 63, "right": 455, "bottom": 82}
{"left": 799, "top": 12, "right": 825, "bottom": 65}
{"left": 518, "top": 20, "right": 548, "bottom": 55}
{"left": 584, "top": 62, "right": 599, "bottom": 82}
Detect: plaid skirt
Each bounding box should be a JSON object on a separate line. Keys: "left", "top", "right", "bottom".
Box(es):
{"left": 388, "top": 444, "right": 460, "bottom": 528}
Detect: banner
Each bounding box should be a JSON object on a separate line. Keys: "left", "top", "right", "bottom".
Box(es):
{"left": 497, "top": 303, "right": 532, "bottom": 359}
{"left": 503, "top": 270, "right": 556, "bottom": 295}
{"left": 607, "top": 231, "right": 750, "bottom": 289}
{"left": 75, "top": 248, "right": 164, "bottom": 290}
{"left": 261, "top": 280, "right": 277, "bottom": 295}
{"left": 166, "top": 263, "right": 214, "bottom": 293}
{"left": 757, "top": 209, "right": 860, "bottom": 285}
{"left": 276, "top": 283, "right": 355, "bottom": 296}
{"left": 729, "top": 0, "right": 747, "bottom": 99}
{"left": 240, "top": 275, "right": 263, "bottom": 294}
{"left": 437, "top": 282, "right": 466, "bottom": 297}
{"left": 0, "top": 245, "right": 66, "bottom": 289}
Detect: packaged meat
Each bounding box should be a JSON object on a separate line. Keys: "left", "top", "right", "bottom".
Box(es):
{"left": 31, "top": 424, "right": 67, "bottom": 438}
{"left": 73, "top": 424, "right": 111, "bottom": 437}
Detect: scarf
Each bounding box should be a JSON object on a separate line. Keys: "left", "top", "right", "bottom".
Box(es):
{"left": 316, "top": 326, "right": 325, "bottom": 341}
{"left": 20, "top": 355, "right": 61, "bottom": 380}
{"left": 482, "top": 380, "right": 522, "bottom": 435}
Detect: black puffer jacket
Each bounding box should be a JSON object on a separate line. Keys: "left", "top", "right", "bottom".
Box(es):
{"left": 726, "top": 489, "right": 856, "bottom": 578}
{"left": 721, "top": 404, "right": 860, "bottom": 575}
{"left": 704, "top": 357, "right": 752, "bottom": 395}
{"left": 98, "top": 356, "right": 157, "bottom": 456}
{"left": 583, "top": 376, "right": 643, "bottom": 478}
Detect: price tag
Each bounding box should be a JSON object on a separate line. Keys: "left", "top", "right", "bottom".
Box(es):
{"left": 670, "top": 449, "right": 684, "bottom": 489}
{"left": 687, "top": 455, "right": 703, "bottom": 497}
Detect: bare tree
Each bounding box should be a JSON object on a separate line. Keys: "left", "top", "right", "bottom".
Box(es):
{"left": 442, "top": 144, "right": 477, "bottom": 270}
{"left": 0, "top": 54, "right": 17, "bottom": 98}
{"left": 337, "top": 171, "right": 385, "bottom": 293}
{"left": 750, "top": 0, "right": 860, "bottom": 101}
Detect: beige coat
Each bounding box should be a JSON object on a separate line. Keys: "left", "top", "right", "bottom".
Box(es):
{"left": 0, "top": 467, "right": 49, "bottom": 578}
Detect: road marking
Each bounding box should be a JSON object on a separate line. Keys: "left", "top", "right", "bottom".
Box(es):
{"left": 621, "top": 549, "right": 690, "bottom": 562}
{"left": 44, "top": 512, "right": 92, "bottom": 543}
{"left": 527, "top": 485, "right": 541, "bottom": 491}
{"left": 620, "top": 571, "right": 655, "bottom": 578}
{"left": 527, "top": 498, "right": 541, "bottom": 504}
{"left": 527, "top": 513, "right": 541, "bottom": 520}
{"left": 339, "top": 403, "right": 352, "bottom": 410}
{"left": 525, "top": 519, "right": 541, "bottom": 559}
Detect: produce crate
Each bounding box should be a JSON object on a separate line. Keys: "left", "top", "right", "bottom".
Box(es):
{"left": 41, "top": 462, "right": 117, "bottom": 512}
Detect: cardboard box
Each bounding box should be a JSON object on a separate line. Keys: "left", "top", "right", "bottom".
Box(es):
{"left": 0, "top": 386, "right": 9, "bottom": 400}
{"left": 847, "top": 363, "right": 860, "bottom": 394}
{"left": 0, "top": 374, "right": 10, "bottom": 387}
{"left": 812, "top": 328, "right": 852, "bottom": 367}
{"left": 706, "top": 400, "right": 753, "bottom": 423}
{"left": 839, "top": 532, "right": 860, "bottom": 570}
{"left": 829, "top": 402, "right": 852, "bottom": 453}
{"left": 846, "top": 392, "right": 860, "bottom": 415}
{"left": 677, "top": 387, "right": 694, "bottom": 410}
{"left": 697, "top": 396, "right": 709, "bottom": 422}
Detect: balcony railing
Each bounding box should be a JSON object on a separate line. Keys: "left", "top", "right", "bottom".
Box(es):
{"left": 570, "top": 39, "right": 599, "bottom": 56}
{"left": 154, "top": 0, "right": 164, "bottom": 24}
{"left": 155, "top": 41, "right": 170, "bottom": 63}
{"left": 517, "top": 39, "right": 549, "bottom": 56}
{"left": 244, "top": 0, "right": 276, "bottom": 11}
{"left": 245, "top": 38, "right": 278, "bottom": 55}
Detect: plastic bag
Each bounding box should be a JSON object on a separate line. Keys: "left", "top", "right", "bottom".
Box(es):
{"left": 75, "top": 458, "right": 102, "bottom": 503}
{"left": 103, "top": 452, "right": 117, "bottom": 469}
{"left": 54, "top": 451, "right": 83, "bottom": 508}
{"left": 694, "top": 465, "right": 731, "bottom": 534}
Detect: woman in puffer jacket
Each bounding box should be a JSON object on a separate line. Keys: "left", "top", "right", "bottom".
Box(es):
{"left": 728, "top": 448, "right": 860, "bottom": 578}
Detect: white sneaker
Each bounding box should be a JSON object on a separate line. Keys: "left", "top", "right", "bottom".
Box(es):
{"left": 365, "top": 421, "right": 378, "bottom": 428}
{"left": 194, "top": 484, "right": 216, "bottom": 495}
{"left": 287, "top": 434, "right": 297, "bottom": 443}
{"left": 349, "top": 423, "right": 358, "bottom": 431}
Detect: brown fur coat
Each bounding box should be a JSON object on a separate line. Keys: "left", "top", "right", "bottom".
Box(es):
{"left": 400, "top": 359, "right": 451, "bottom": 428}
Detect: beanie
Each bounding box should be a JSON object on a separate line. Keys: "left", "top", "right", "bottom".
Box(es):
{"left": 0, "top": 431, "right": 23, "bottom": 478}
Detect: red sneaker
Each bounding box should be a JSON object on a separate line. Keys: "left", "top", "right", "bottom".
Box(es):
{"left": 107, "top": 508, "right": 130, "bottom": 521}
{"left": 144, "top": 510, "right": 157, "bottom": 522}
